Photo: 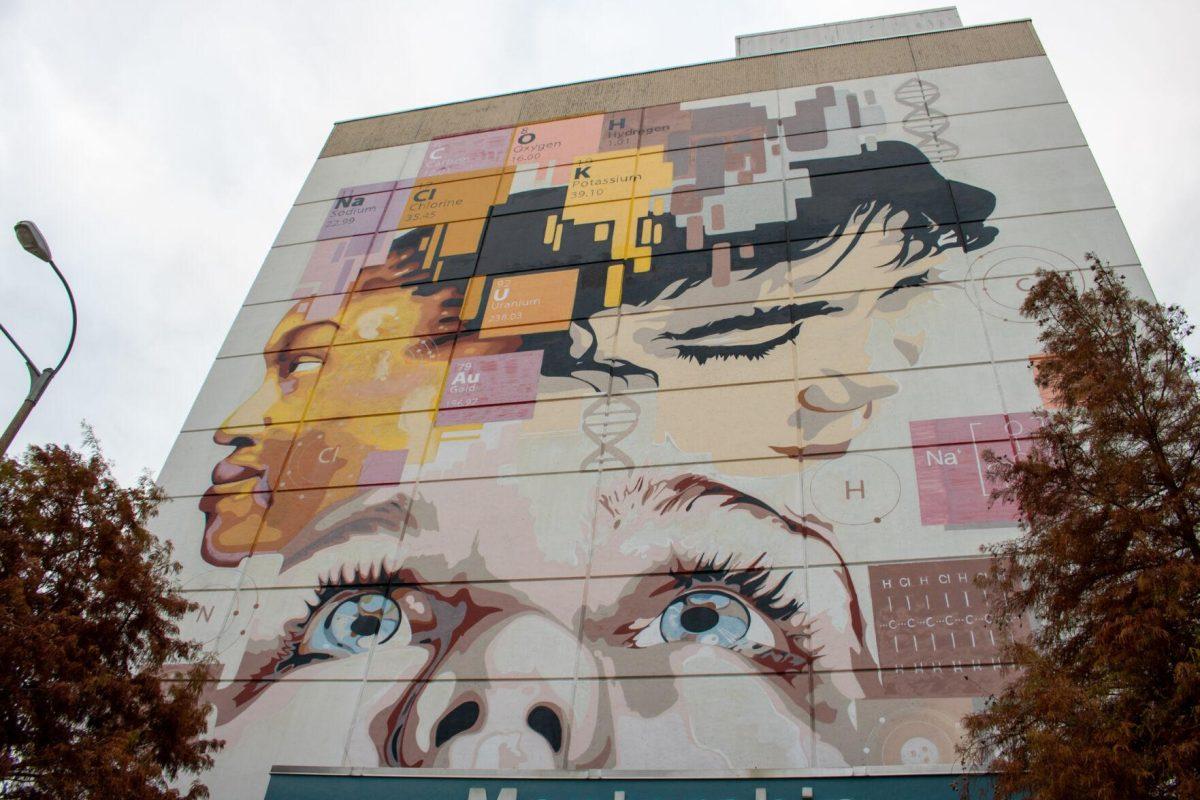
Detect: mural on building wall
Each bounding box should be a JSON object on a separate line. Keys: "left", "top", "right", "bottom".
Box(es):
{"left": 159, "top": 62, "right": 1133, "bottom": 791}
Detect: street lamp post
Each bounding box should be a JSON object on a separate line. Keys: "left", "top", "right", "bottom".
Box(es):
{"left": 0, "top": 221, "right": 77, "bottom": 456}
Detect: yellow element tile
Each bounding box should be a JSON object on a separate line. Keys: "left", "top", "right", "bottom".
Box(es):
{"left": 563, "top": 155, "right": 639, "bottom": 206}
{"left": 398, "top": 174, "right": 501, "bottom": 227}
{"left": 480, "top": 269, "right": 578, "bottom": 336}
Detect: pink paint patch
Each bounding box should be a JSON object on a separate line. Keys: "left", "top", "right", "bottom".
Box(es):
{"left": 685, "top": 216, "right": 703, "bottom": 250}
{"left": 365, "top": 231, "right": 393, "bottom": 267}
{"left": 376, "top": 187, "right": 415, "bottom": 232}
{"left": 418, "top": 129, "right": 512, "bottom": 179}
{"left": 711, "top": 243, "right": 731, "bottom": 287}
{"left": 909, "top": 413, "right": 1041, "bottom": 526}
{"left": 304, "top": 293, "right": 344, "bottom": 322}
{"left": 294, "top": 234, "right": 373, "bottom": 298}
{"left": 437, "top": 350, "right": 544, "bottom": 425}
{"left": 359, "top": 450, "right": 408, "bottom": 484}
{"left": 711, "top": 203, "right": 726, "bottom": 231}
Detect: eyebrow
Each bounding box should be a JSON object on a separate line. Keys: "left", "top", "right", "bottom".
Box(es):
{"left": 655, "top": 300, "right": 840, "bottom": 342}
{"left": 620, "top": 473, "right": 867, "bottom": 647}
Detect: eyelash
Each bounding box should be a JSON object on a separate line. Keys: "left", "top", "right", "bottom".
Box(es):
{"left": 669, "top": 554, "right": 802, "bottom": 621}
{"left": 668, "top": 321, "right": 803, "bottom": 366}
{"left": 276, "top": 562, "right": 407, "bottom": 673}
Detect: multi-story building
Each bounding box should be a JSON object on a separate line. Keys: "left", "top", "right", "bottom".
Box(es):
{"left": 155, "top": 8, "right": 1146, "bottom": 798}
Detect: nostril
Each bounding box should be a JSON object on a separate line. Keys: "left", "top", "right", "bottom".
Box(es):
{"left": 434, "top": 701, "right": 480, "bottom": 747}
{"left": 526, "top": 705, "right": 562, "bottom": 753}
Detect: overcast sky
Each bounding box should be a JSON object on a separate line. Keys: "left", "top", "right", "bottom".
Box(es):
{"left": 1, "top": 0, "right": 1197, "bottom": 484}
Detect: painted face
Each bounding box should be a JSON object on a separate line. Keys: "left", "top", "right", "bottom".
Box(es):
{"left": 199, "top": 304, "right": 336, "bottom": 564}
{"left": 208, "top": 472, "right": 869, "bottom": 770}
{"left": 199, "top": 263, "right": 521, "bottom": 566}
{"left": 613, "top": 209, "right": 943, "bottom": 464}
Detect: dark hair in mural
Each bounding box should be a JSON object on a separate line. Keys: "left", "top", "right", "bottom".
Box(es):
{"left": 619, "top": 141, "right": 997, "bottom": 307}
{"left": 536, "top": 140, "right": 998, "bottom": 385}
{"left": 788, "top": 141, "right": 996, "bottom": 266}
{"left": 363, "top": 140, "right": 997, "bottom": 390}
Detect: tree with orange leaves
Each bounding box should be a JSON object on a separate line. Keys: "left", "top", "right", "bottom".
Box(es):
{"left": 0, "top": 433, "right": 221, "bottom": 799}
{"left": 960, "top": 257, "right": 1200, "bottom": 799}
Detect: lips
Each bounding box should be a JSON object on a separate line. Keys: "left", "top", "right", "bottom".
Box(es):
{"left": 212, "top": 458, "right": 266, "bottom": 487}
{"left": 198, "top": 459, "right": 273, "bottom": 553}
{"left": 202, "top": 457, "right": 273, "bottom": 500}
{"left": 198, "top": 479, "right": 272, "bottom": 517}
{"left": 198, "top": 478, "right": 273, "bottom": 568}
{"left": 200, "top": 458, "right": 270, "bottom": 513}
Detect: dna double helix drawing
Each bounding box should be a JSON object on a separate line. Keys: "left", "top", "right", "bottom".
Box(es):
{"left": 580, "top": 395, "right": 639, "bottom": 470}
{"left": 895, "top": 78, "right": 959, "bottom": 162}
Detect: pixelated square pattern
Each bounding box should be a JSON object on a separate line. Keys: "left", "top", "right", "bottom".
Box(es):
{"left": 157, "top": 63, "right": 1144, "bottom": 780}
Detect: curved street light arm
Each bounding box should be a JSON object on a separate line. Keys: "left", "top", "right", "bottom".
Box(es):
{"left": 47, "top": 258, "right": 77, "bottom": 373}
{"left": 0, "top": 251, "right": 77, "bottom": 456}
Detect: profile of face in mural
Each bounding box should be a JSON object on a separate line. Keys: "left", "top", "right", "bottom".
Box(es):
{"left": 196, "top": 84, "right": 997, "bottom": 771}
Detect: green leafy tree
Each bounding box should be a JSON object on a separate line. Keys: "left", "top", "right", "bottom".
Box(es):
{"left": 0, "top": 434, "right": 221, "bottom": 799}
{"left": 960, "top": 257, "right": 1200, "bottom": 799}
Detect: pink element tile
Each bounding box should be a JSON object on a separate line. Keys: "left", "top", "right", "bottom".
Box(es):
{"left": 436, "top": 350, "right": 543, "bottom": 425}
{"left": 867, "top": 557, "right": 1026, "bottom": 698}
{"left": 318, "top": 190, "right": 391, "bottom": 240}
{"left": 599, "top": 109, "right": 642, "bottom": 152}
{"left": 418, "top": 129, "right": 512, "bottom": 179}
{"left": 293, "top": 234, "right": 373, "bottom": 298}
{"left": 359, "top": 450, "right": 408, "bottom": 484}
{"left": 508, "top": 116, "right": 605, "bottom": 170}
{"left": 909, "top": 413, "right": 1041, "bottom": 527}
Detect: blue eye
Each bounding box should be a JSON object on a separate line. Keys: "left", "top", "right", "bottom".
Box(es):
{"left": 660, "top": 590, "right": 751, "bottom": 647}
{"left": 311, "top": 592, "right": 402, "bottom": 654}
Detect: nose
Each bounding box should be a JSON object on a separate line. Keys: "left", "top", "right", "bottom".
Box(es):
{"left": 212, "top": 426, "right": 255, "bottom": 448}
{"left": 385, "top": 612, "right": 597, "bottom": 768}
{"left": 420, "top": 686, "right": 567, "bottom": 769}
{"left": 210, "top": 425, "right": 272, "bottom": 487}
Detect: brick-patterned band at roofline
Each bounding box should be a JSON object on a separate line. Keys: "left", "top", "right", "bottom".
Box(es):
{"left": 321, "top": 21, "right": 1043, "bottom": 158}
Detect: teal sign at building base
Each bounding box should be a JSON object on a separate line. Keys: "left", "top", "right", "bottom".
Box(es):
{"left": 265, "top": 772, "right": 993, "bottom": 800}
